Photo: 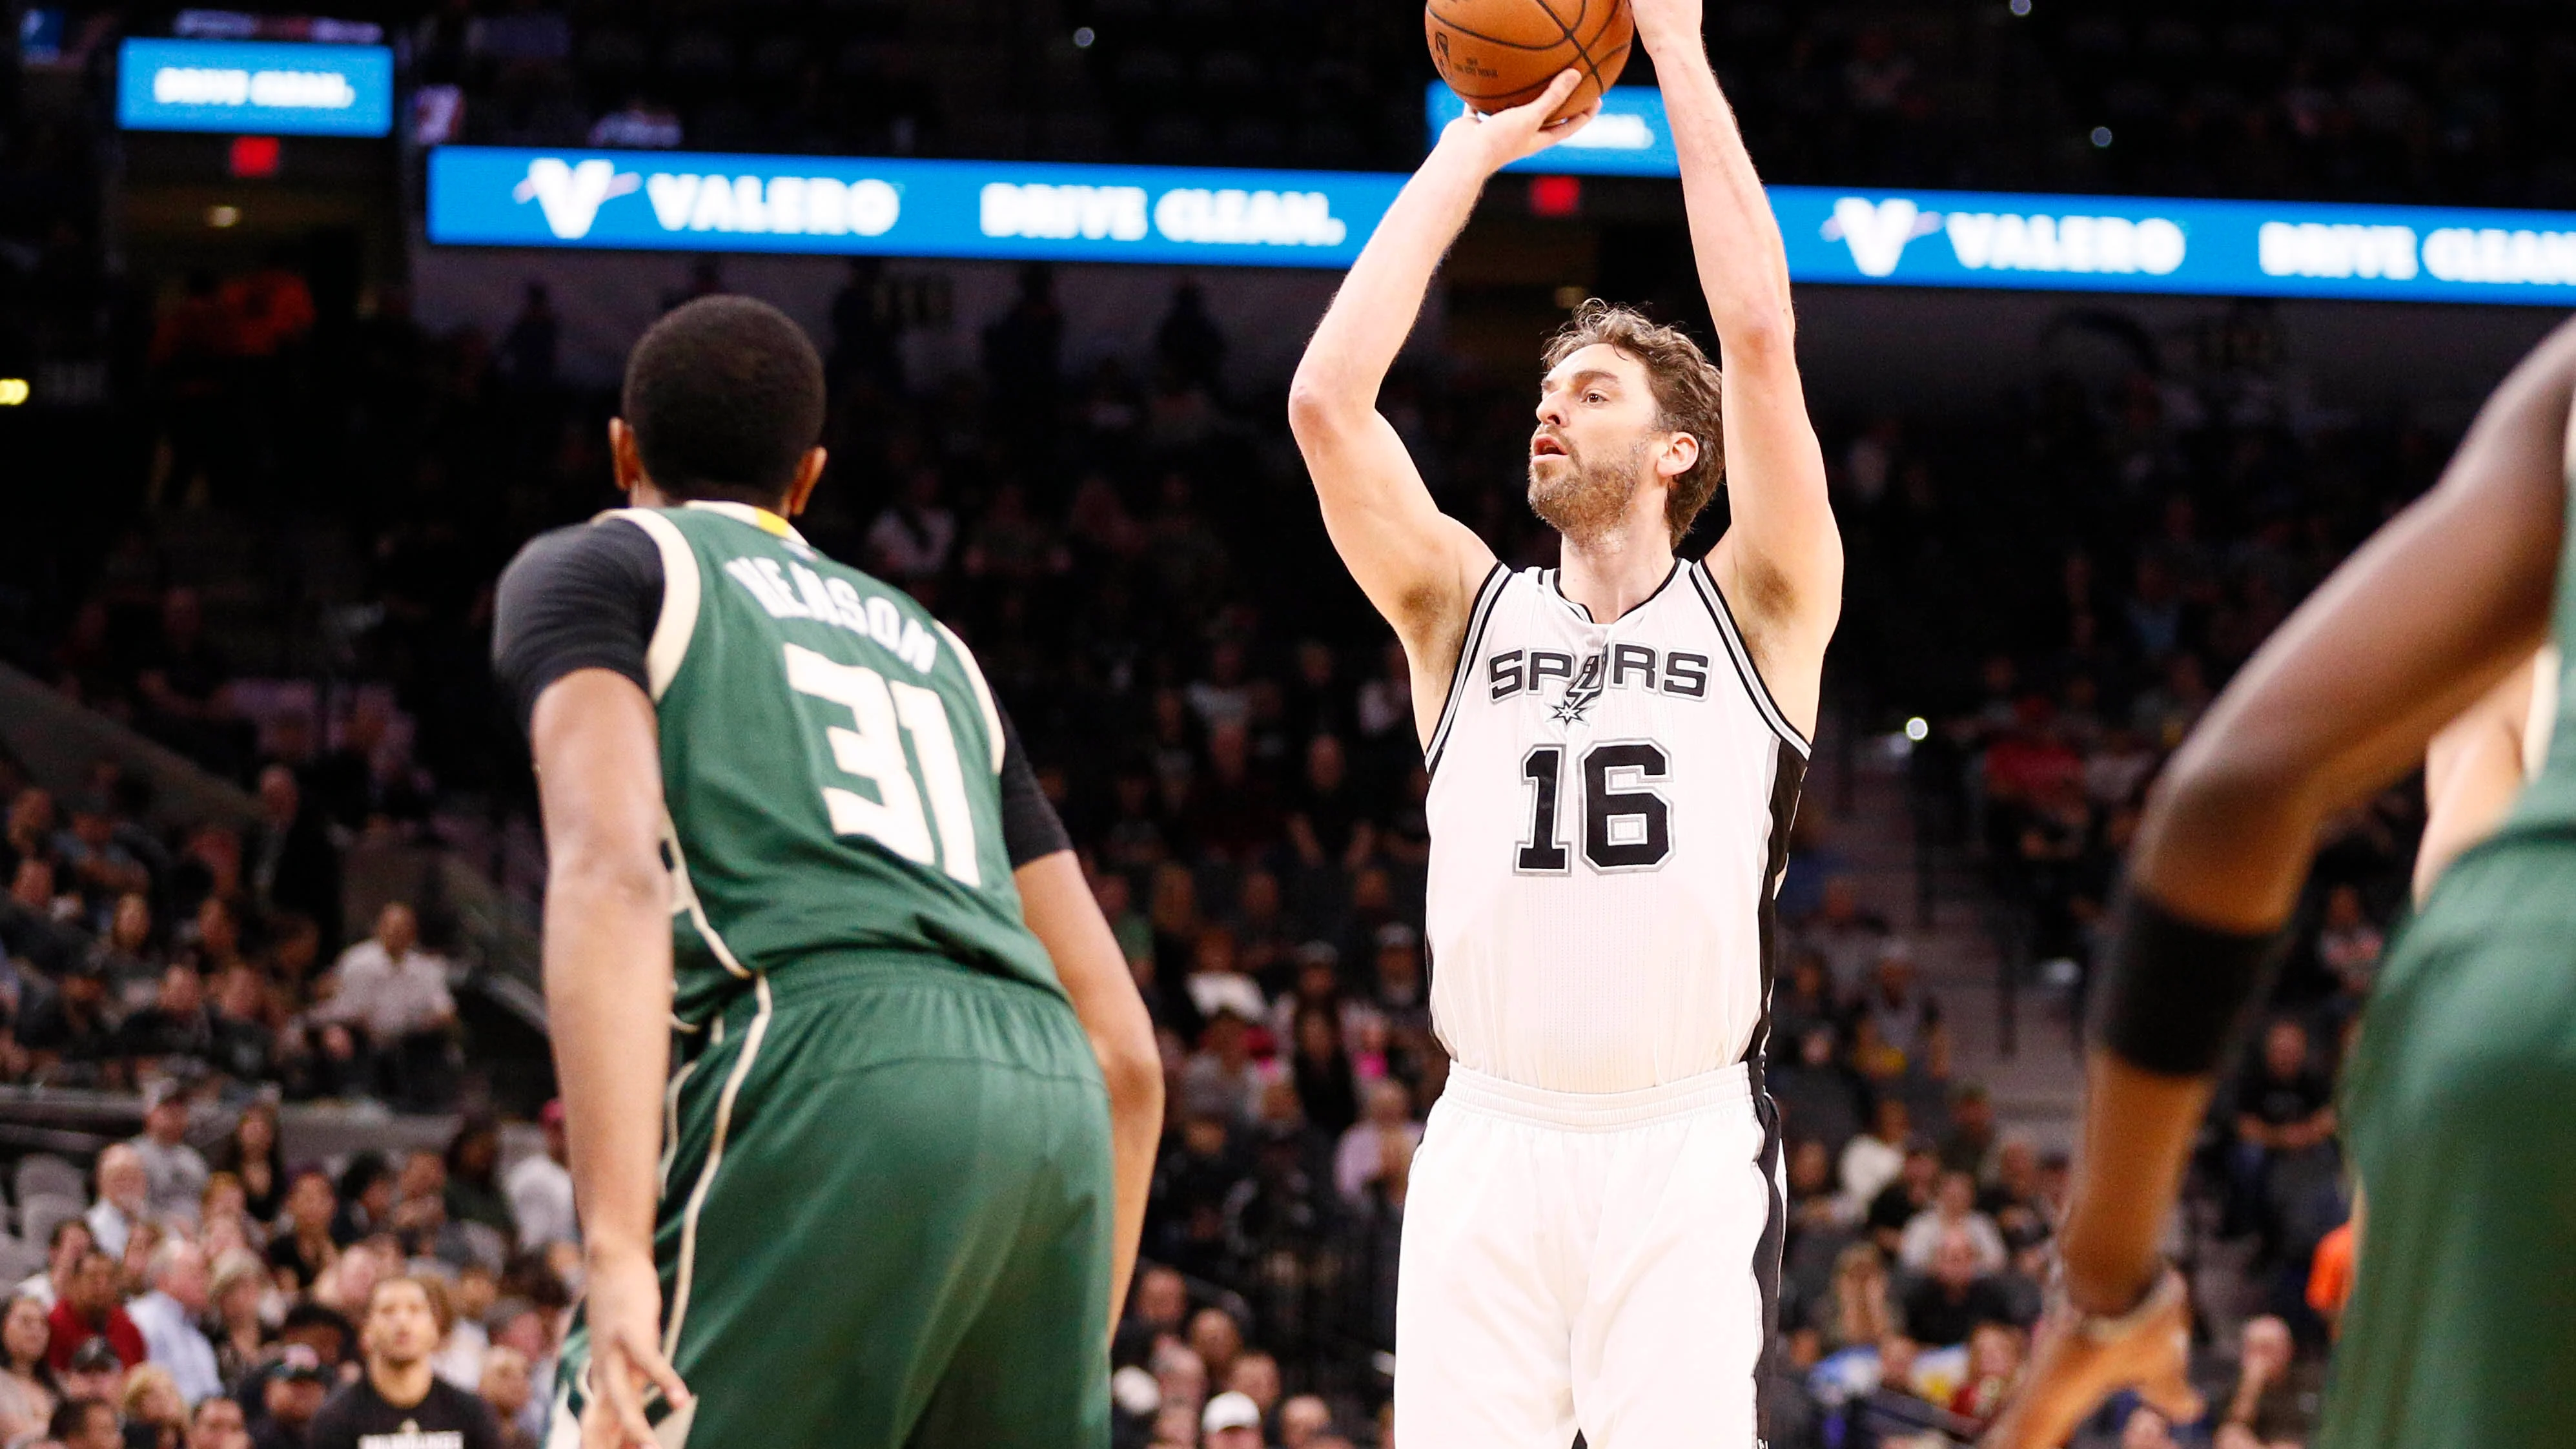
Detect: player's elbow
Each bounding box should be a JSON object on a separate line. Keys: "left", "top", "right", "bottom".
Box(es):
{"left": 2142, "top": 736, "right": 2313, "bottom": 866}
{"left": 1099, "top": 1029, "right": 1165, "bottom": 1124}
{"left": 1715, "top": 305, "right": 1795, "bottom": 366}
{"left": 546, "top": 843, "right": 667, "bottom": 918}
{"left": 1287, "top": 372, "right": 1368, "bottom": 442}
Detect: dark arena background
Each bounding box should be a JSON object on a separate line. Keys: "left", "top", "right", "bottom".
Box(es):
{"left": 2, "top": 2, "right": 2573, "bottom": 1446}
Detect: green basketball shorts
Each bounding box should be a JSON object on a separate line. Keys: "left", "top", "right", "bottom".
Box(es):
{"left": 553, "top": 954, "right": 1114, "bottom": 1448}
{"left": 2324, "top": 838, "right": 2576, "bottom": 1449}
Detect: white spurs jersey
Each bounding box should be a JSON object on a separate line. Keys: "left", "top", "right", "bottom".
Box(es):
{"left": 1422, "top": 560, "right": 1808, "bottom": 1094}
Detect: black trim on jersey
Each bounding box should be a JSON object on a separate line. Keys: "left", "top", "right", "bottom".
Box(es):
{"left": 1688, "top": 562, "right": 1812, "bottom": 759}
{"left": 1423, "top": 563, "right": 1510, "bottom": 777}
{"left": 492, "top": 519, "right": 666, "bottom": 735}
{"left": 1746, "top": 746, "right": 1806, "bottom": 1077}
{"left": 1744, "top": 743, "right": 1802, "bottom": 1442}
{"left": 1541, "top": 567, "right": 1585, "bottom": 621}
{"left": 1743, "top": 741, "right": 1806, "bottom": 1118}
{"left": 1540, "top": 559, "right": 1684, "bottom": 626}
{"left": 996, "top": 712, "right": 1073, "bottom": 868}
{"left": 1748, "top": 1089, "right": 1786, "bottom": 1445}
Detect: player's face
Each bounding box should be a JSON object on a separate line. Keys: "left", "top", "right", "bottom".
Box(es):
{"left": 1531, "top": 344, "right": 1665, "bottom": 539}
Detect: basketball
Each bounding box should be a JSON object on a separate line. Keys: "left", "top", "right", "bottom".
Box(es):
{"left": 1426, "top": 0, "right": 1633, "bottom": 123}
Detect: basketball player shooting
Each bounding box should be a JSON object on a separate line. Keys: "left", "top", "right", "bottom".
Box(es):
{"left": 1287, "top": 3, "right": 1841, "bottom": 1443}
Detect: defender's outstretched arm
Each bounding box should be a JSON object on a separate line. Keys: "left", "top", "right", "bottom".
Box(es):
{"left": 1635, "top": 0, "right": 1839, "bottom": 724}
{"left": 1289, "top": 74, "right": 1590, "bottom": 690}
{"left": 1985, "top": 317, "right": 2576, "bottom": 1449}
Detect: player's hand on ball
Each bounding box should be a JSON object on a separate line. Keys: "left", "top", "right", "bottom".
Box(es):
{"left": 1442, "top": 70, "right": 1600, "bottom": 170}
{"left": 582, "top": 1248, "right": 694, "bottom": 1449}
{"left": 1980, "top": 1269, "right": 2202, "bottom": 1449}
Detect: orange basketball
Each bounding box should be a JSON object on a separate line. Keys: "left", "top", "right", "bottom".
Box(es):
{"left": 1426, "top": 0, "right": 1631, "bottom": 124}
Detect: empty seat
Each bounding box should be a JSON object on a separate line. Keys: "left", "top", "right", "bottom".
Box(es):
{"left": 17, "top": 1194, "right": 83, "bottom": 1252}
{"left": 1141, "top": 113, "right": 1214, "bottom": 160}
{"left": 662, "top": 29, "right": 739, "bottom": 85}
{"left": 0, "top": 1236, "right": 41, "bottom": 1286}
{"left": 1199, "top": 50, "right": 1264, "bottom": 92}
{"left": 1218, "top": 116, "right": 1287, "bottom": 164}
{"left": 577, "top": 27, "right": 649, "bottom": 85}
{"left": 1112, "top": 49, "right": 1185, "bottom": 94}
{"left": 14, "top": 1155, "right": 83, "bottom": 1209}
{"left": 747, "top": 33, "right": 804, "bottom": 81}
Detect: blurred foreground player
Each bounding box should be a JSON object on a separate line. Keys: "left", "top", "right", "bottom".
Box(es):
{"left": 1289, "top": 0, "right": 1841, "bottom": 1442}
{"left": 493, "top": 296, "right": 1162, "bottom": 1448}
{"left": 1984, "top": 320, "right": 2576, "bottom": 1449}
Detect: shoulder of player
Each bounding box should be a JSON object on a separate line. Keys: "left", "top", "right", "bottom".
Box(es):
{"left": 496, "top": 515, "right": 664, "bottom": 599}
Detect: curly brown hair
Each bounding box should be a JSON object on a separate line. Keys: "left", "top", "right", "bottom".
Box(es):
{"left": 1542, "top": 300, "right": 1726, "bottom": 544}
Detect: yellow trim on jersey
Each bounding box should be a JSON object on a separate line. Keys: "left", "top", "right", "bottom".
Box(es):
{"left": 681, "top": 499, "right": 806, "bottom": 543}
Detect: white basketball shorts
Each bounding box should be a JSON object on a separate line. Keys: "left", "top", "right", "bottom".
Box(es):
{"left": 1393, "top": 1061, "right": 1785, "bottom": 1449}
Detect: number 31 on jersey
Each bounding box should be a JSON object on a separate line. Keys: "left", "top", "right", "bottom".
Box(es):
{"left": 782, "top": 642, "right": 983, "bottom": 886}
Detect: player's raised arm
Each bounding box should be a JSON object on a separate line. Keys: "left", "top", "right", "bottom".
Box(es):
{"left": 1636, "top": 0, "right": 1841, "bottom": 721}
{"left": 1289, "top": 72, "right": 1591, "bottom": 673}
{"left": 1983, "top": 317, "right": 2576, "bottom": 1449}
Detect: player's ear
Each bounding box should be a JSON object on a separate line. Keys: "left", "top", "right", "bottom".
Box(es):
{"left": 1659, "top": 431, "right": 1700, "bottom": 481}
{"left": 608, "top": 418, "right": 646, "bottom": 500}
{"left": 781, "top": 447, "right": 828, "bottom": 518}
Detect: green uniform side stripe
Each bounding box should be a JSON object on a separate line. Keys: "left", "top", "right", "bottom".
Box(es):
{"left": 663, "top": 811, "right": 753, "bottom": 980}
{"left": 664, "top": 972, "right": 775, "bottom": 1362}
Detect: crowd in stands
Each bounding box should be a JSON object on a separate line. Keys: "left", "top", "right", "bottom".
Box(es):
{"left": 0, "top": 736, "right": 465, "bottom": 1110}
{"left": 1850, "top": 304, "right": 2440, "bottom": 1440}
{"left": 4, "top": 40, "right": 2484, "bottom": 1435}
{"left": 6, "top": 241, "right": 2425, "bottom": 1442}
{"left": 0, "top": 1091, "right": 577, "bottom": 1449}
{"left": 378, "top": 0, "right": 2576, "bottom": 211}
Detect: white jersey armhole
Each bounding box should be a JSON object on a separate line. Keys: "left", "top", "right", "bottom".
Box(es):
{"left": 1424, "top": 564, "right": 1511, "bottom": 776}
{"left": 1689, "top": 559, "right": 1811, "bottom": 759}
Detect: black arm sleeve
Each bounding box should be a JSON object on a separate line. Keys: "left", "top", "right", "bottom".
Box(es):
{"left": 491, "top": 519, "right": 665, "bottom": 736}
{"left": 997, "top": 708, "right": 1072, "bottom": 868}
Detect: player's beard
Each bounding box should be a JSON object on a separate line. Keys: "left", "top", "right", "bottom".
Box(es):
{"left": 1528, "top": 437, "right": 1648, "bottom": 544}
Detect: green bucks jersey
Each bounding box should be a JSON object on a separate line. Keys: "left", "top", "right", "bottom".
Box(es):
{"left": 608, "top": 501, "right": 1058, "bottom": 1026}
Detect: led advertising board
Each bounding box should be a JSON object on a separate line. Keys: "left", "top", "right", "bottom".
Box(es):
{"left": 1425, "top": 83, "right": 1679, "bottom": 176}
{"left": 427, "top": 147, "right": 1407, "bottom": 269}
{"left": 431, "top": 143, "right": 2576, "bottom": 303}
{"left": 118, "top": 38, "right": 393, "bottom": 136}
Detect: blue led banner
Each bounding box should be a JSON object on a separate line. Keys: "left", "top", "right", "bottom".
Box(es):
{"left": 1426, "top": 83, "right": 1677, "bottom": 176}
{"left": 426, "top": 147, "right": 1407, "bottom": 269}
{"left": 430, "top": 144, "right": 2576, "bottom": 303}
{"left": 118, "top": 38, "right": 393, "bottom": 136}
{"left": 1773, "top": 187, "right": 2576, "bottom": 305}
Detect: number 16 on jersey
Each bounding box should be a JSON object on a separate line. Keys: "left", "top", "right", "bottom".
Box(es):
{"left": 1516, "top": 741, "right": 1673, "bottom": 874}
